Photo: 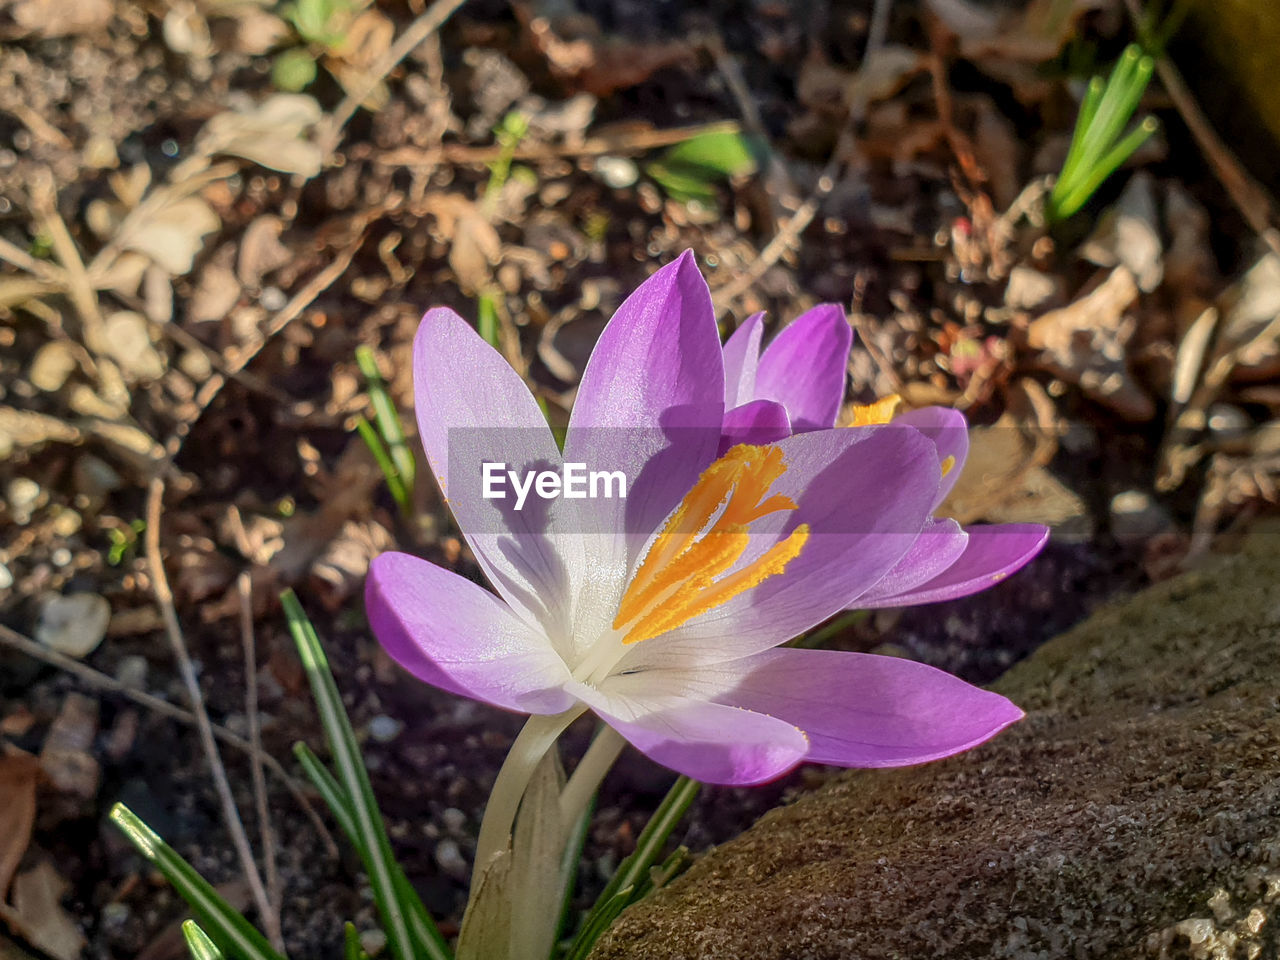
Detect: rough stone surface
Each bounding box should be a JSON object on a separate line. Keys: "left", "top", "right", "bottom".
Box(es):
{"left": 590, "top": 525, "right": 1280, "bottom": 960}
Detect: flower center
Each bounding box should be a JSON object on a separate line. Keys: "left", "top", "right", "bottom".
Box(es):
{"left": 611, "top": 444, "right": 810, "bottom": 646}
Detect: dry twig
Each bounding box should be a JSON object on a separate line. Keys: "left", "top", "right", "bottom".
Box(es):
{"left": 145, "top": 477, "right": 274, "bottom": 934}
{"left": 0, "top": 621, "right": 337, "bottom": 857}
{"left": 320, "top": 0, "right": 470, "bottom": 155}
{"left": 711, "top": 0, "right": 895, "bottom": 313}
{"left": 1122, "top": 0, "right": 1280, "bottom": 260}
{"left": 239, "top": 573, "right": 284, "bottom": 951}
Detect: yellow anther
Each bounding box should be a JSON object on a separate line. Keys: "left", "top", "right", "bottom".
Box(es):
{"left": 614, "top": 444, "right": 809, "bottom": 646}
{"left": 940, "top": 454, "right": 956, "bottom": 478}
{"left": 847, "top": 394, "right": 902, "bottom": 426}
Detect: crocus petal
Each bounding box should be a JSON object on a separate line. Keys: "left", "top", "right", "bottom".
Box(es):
{"left": 717, "top": 648, "right": 1024, "bottom": 766}
{"left": 367, "top": 552, "right": 576, "bottom": 715}
{"left": 621, "top": 424, "right": 940, "bottom": 670}
{"left": 568, "top": 681, "right": 809, "bottom": 785}
{"left": 721, "top": 312, "right": 764, "bottom": 408}
{"left": 893, "top": 406, "right": 969, "bottom": 506}
{"left": 413, "top": 308, "right": 579, "bottom": 636}
{"left": 865, "top": 523, "right": 1050, "bottom": 607}
{"left": 855, "top": 517, "right": 969, "bottom": 607}
{"left": 754, "top": 304, "right": 852, "bottom": 431}
{"left": 562, "top": 251, "right": 725, "bottom": 632}
{"left": 720, "top": 399, "right": 791, "bottom": 452}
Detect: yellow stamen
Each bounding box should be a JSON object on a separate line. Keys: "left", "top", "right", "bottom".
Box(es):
{"left": 614, "top": 444, "right": 809, "bottom": 645}
{"left": 940, "top": 454, "right": 956, "bottom": 478}
{"left": 846, "top": 393, "right": 902, "bottom": 426}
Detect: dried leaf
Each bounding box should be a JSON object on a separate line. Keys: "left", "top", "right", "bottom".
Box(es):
{"left": 1027, "top": 266, "right": 1154, "bottom": 420}
{"left": 0, "top": 753, "right": 39, "bottom": 900}
{"left": 423, "top": 194, "right": 501, "bottom": 294}
{"left": 3, "top": 0, "right": 110, "bottom": 37}
{"left": 196, "top": 94, "right": 324, "bottom": 177}
{"left": 116, "top": 196, "right": 220, "bottom": 277}
{"left": 938, "top": 380, "right": 1087, "bottom": 530}
{"left": 101, "top": 312, "right": 165, "bottom": 382}
{"left": 237, "top": 216, "right": 291, "bottom": 287}
{"left": 0, "top": 409, "right": 80, "bottom": 459}
{"left": 38, "top": 694, "right": 99, "bottom": 802}
{"left": 1079, "top": 172, "right": 1163, "bottom": 293}
{"left": 3, "top": 862, "right": 85, "bottom": 960}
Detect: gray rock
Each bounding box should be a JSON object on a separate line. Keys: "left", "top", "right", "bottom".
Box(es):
{"left": 591, "top": 524, "right": 1280, "bottom": 960}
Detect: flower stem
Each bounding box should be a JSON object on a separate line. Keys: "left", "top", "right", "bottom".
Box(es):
{"left": 472, "top": 707, "right": 586, "bottom": 886}
{"left": 559, "top": 725, "right": 626, "bottom": 826}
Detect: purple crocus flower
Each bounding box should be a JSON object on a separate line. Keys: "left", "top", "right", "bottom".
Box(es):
{"left": 721, "top": 306, "right": 1050, "bottom": 610}
{"left": 367, "top": 251, "right": 1030, "bottom": 787}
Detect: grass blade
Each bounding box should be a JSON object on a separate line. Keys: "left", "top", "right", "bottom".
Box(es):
{"left": 281, "top": 591, "right": 452, "bottom": 960}
{"left": 183, "top": 921, "right": 228, "bottom": 960}
{"left": 563, "top": 775, "right": 700, "bottom": 959}
{"left": 355, "top": 346, "right": 415, "bottom": 494}
{"left": 110, "top": 804, "right": 284, "bottom": 960}
{"left": 292, "top": 743, "right": 449, "bottom": 958}
{"left": 354, "top": 415, "right": 411, "bottom": 514}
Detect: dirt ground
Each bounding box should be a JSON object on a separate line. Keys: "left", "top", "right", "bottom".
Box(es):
{"left": 2, "top": 0, "right": 1279, "bottom": 957}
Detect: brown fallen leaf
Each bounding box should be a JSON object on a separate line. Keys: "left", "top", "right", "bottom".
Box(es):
{"left": 2, "top": 862, "right": 85, "bottom": 960}
{"left": 1, "top": 0, "right": 111, "bottom": 37}
{"left": 1027, "top": 266, "right": 1155, "bottom": 421}
{"left": 937, "top": 379, "right": 1087, "bottom": 531}
{"left": 0, "top": 753, "right": 40, "bottom": 901}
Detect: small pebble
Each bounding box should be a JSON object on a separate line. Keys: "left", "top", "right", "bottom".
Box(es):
{"left": 441, "top": 807, "right": 467, "bottom": 835}
{"left": 115, "top": 655, "right": 149, "bottom": 690}
{"left": 1110, "top": 489, "right": 1171, "bottom": 547}
{"left": 260, "top": 286, "right": 287, "bottom": 311}
{"left": 7, "top": 476, "right": 42, "bottom": 523}
{"left": 434, "top": 839, "right": 468, "bottom": 880}
{"left": 368, "top": 715, "right": 403, "bottom": 743}
{"left": 359, "top": 930, "right": 387, "bottom": 957}
{"left": 0, "top": 563, "right": 12, "bottom": 590}
{"left": 596, "top": 155, "right": 639, "bottom": 189}
{"left": 36, "top": 592, "right": 110, "bottom": 658}
{"left": 51, "top": 547, "right": 72, "bottom": 567}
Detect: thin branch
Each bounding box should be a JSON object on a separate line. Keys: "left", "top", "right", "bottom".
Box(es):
{"left": 145, "top": 477, "right": 275, "bottom": 937}
{"left": 239, "top": 573, "right": 284, "bottom": 952}
{"left": 0, "top": 621, "right": 337, "bottom": 858}
{"left": 1123, "top": 0, "right": 1280, "bottom": 259}
{"left": 320, "top": 0, "right": 470, "bottom": 155}
{"left": 712, "top": 0, "right": 895, "bottom": 313}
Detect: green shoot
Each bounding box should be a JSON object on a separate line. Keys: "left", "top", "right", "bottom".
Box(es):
{"left": 562, "top": 775, "right": 700, "bottom": 959}
{"left": 646, "top": 130, "right": 758, "bottom": 206}
{"left": 483, "top": 111, "right": 530, "bottom": 211}
{"left": 109, "top": 804, "right": 284, "bottom": 960}
{"left": 477, "top": 291, "right": 502, "bottom": 351}
{"left": 1048, "top": 44, "right": 1158, "bottom": 221}
{"left": 183, "top": 921, "right": 227, "bottom": 960}
{"left": 281, "top": 591, "right": 452, "bottom": 960}
{"left": 354, "top": 346, "right": 415, "bottom": 517}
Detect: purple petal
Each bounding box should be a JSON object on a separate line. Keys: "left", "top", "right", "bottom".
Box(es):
{"left": 569, "top": 682, "right": 808, "bottom": 785}
{"left": 855, "top": 518, "right": 969, "bottom": 607}
{"left": 563, "top": 251, "right": 724, "bottom": 557}
{"left": 413, "top": 308, "right": 579, "bottom": 633}
{"left": 893, "top": 406, "right": 969, "bottom": 505}
{"left": 722, "top": 312, "right": 764, "bottom": 408}
{"left": 719, "top": 648, "right": 1024, "bottom": 766}
{"left": 754, "top": 304, "right": 852, "bottom": 431}
{"left": 866, "top": 523, "right": 1049, "bottom": 607}
{"left": 620, "top": 424, "right": 940, "bottom": 669}
{"left": 719, "top": 399, "right": 791, "bottom": 453}
{"left": 366, "top": 552, "right": 575, "bottom": 714}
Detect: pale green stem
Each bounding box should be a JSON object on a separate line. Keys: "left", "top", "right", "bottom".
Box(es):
{"left": 558, "top": 725, "right": 627, "bottom": 825}
{"left": 471, "top": 707, "right": 586, "bottom": 886}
